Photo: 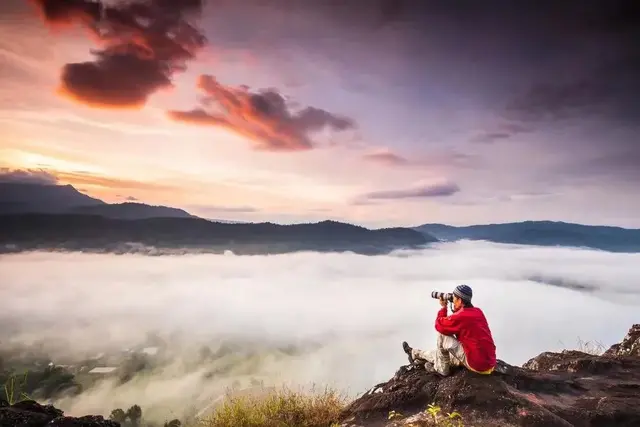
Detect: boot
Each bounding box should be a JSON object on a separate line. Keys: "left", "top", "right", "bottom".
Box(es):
{"left": 402, "top": 341, "right": 414, "bottom": 364}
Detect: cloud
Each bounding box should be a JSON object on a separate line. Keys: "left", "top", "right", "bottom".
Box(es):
{"left": 29, "top": 0, "right": 206, "bottom": 108}
{"left": 356, "top": 179, "right": 460, "bottom": 203}
{"left": 497, "top": 2, "right": 640, "bottom": 130}
{"left": 189, "top": 204, "right": 260, "bottom": 215}
{"left": 362, "top": 148, "right": 478, "bottom": 170}
{"left": 362, "top": 149, "right": 409, "bottom": 166}
{"left": 53, "top": 170, "right": 174, "bottom": 193}
{"left": 0, "top": 167, "right": 58, "bottom": 185}
{"left": 1, "top": 245, "right": 639, "bottom": 421}
{"left": 470, "top": 123, "right": 533, "bottom": 144}
{"left": 0, "top": 167, "right": 173, "bottom": 194}
{"left": 168, "top": 75, "right": 356, "bottom": 151}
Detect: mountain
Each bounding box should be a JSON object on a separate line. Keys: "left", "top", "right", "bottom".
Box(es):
{"left": 0, "top": 182, "right": 436, "bottom": 254}
{"left": 0, "top": 182, "right": 194, "bottom": 219}
{"left": 414, "top": 221, "right": 640, "bottom": 252}
{"left": 0, "top": 182, "right": 104, "bottom": 214}
{"left": 0, "top": 215, "right": 435, "bottom": 255}
{"left": 68, "top": 202, "right": 195, "bottom": 220}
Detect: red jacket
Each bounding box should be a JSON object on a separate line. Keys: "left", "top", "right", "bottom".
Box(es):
{"left": 435, "top": 306, "right": 496, "bottom": 373}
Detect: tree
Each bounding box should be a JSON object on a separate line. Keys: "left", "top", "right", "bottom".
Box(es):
{"left": 109, "top": 408, "right": 127, "bottom": 424}
{"left": 126, "top": 404, "right": 142, "bottom": 427}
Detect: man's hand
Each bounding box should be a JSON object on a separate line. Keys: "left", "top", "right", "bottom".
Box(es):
{"left": 439, "top": 296, "right": 447, "bottom": 308}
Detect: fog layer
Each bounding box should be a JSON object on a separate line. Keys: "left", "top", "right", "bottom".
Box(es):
{"left": 1, "top": 241, "right": 638, "bottom": 421}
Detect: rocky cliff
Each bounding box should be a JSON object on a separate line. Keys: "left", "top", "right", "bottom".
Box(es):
{"left": 339, "top": 324, "right": 640, "bottom": 427}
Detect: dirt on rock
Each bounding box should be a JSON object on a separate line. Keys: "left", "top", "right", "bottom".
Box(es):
{"left": 338, "top": 325, "right": 640, "bottom": 427}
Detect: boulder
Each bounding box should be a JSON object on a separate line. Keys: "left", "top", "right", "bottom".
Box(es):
{"left": 0, "top": 400, "right": 118, "bottom": 427}
{"left": 338, "top": 325, "right": 640, "bottom": 427}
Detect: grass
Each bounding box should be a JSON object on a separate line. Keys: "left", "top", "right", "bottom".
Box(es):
{"left": 3, "top": 371, "right": 31, "bottom": 405}
{"left": 198, "top": 385, "right": 347, "bottom": 427}
{"left": 556, "top": 337, "right": 607, "bottom": 356}
{"left": 576, "top": 337, "right": 606, "bottom": 355}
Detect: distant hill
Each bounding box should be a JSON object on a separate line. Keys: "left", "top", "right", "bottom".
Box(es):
{"left": 0, "top": 182, "right": 194, "bottom": 219}
{"left": 414, "top": 221, "right": 640, "bottom": 252}
{"left": 68, "top": 202, "right": 195, "bottom": 220}
{"left": 0, "top": 215, "right": 435, "bottom": 255}
{"left": 0, "top": 182, "right": 104, "bottom": 214}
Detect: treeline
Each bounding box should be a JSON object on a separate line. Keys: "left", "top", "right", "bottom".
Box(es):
{"left": 109, "top": 404, "right": 182, "bottom": 427}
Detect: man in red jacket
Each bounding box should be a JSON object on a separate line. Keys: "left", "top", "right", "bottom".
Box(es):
{"left": 402, "top": 284, "right": 497, "bottom": 376}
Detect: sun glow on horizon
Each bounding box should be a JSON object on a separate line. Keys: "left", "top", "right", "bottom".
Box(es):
{"left": 14, "top": 152, "right": 107, "bottom": 175}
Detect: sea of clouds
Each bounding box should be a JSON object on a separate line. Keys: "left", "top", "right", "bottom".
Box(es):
{"left": 1, "top": 241, "right": 639, "bottom": 422}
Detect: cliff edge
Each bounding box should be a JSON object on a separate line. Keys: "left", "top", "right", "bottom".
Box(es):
{"left": 339, "top": 324, "right": 640, "bottom": 427}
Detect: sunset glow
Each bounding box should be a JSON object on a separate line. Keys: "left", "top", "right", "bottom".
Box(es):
{"left": 1, "top": 0, "right": 638, "bottom": 227}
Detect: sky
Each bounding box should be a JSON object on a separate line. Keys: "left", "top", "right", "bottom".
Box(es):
{"left": 0, "top": 0, "right": 638, "bottom": 227}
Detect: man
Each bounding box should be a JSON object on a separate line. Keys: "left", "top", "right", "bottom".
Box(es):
{"left": 402, "top": 284, "right": 497, "bottom": 376}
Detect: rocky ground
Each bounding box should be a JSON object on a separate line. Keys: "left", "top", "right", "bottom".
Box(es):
{"left": 0, "top": 399, "right": 117, "bottom": 426}
{"left": 2, "top": 324, "right": 639, "bottom": 427}
{"left": 338, "top": 324, "right": 640, "bottom": 427}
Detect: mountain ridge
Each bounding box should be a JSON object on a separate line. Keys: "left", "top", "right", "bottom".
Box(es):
{"left": 0, "top": 182, "right": 195, "bottom": 220}
{"left": 0, "top": 214, "right": 435, "bottom": 255}
{"left": 3, "top": 181, "right": 639, "bottom": 254}
{"left": 413, "top": 220, "right": 640, "bottom": 253}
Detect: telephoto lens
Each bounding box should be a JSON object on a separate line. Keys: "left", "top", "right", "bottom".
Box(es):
{"left": 430, "top": 291, "right": 453, "bottom": 302}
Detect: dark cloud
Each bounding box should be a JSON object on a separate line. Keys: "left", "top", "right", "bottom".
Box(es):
{"left": 505, "top": 55, "right": 640, "bottom": 127}
{"left": 471, "top": 123, "right": 533, "bottom": 144}
{"left": 30, "top": 0, "right": 206, "bottom": 108}
{"left": 0, "top": 168, "right": 58, "bottom": 185}
{"left": 168, "top": 75, "right": 356, "bottom": 151}
{"left": 476, "top": 1, "right": 640, "bottom": 137}
{"left": 356, "top": 180, "right": 460, "bottom": 203}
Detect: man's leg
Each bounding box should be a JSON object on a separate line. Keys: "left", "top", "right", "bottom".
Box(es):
{"left": 437, "top": 333, "right": 467, "bottom": 375}
{"left": 402, "top": 341, "right": 436, "bottom": 370}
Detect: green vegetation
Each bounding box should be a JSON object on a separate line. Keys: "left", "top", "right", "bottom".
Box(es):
{"left": 200, "top": 385, "right": 347, "bottom": 427}
{"left": 3, "top": 371, "right": 31, "bottom": 404}
{"left": 109, "top": 404, "right": 183, "bottom": 427}
{"left": 425, "top": 404, "right": 464, "bottom": 427}
{"left": 1, "top": 366, "right": 79, "bottom": 403}
{"left": 387, "top": 403, "right": 465, "bottom": 426}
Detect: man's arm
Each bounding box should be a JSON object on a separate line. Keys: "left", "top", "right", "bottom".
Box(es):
{"left": 435, "top": 307, "right": 461, "bottom": 336}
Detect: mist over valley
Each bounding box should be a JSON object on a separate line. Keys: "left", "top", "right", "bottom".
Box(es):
{"left": 2, "top": 242, "right": 638, "bottom": 424}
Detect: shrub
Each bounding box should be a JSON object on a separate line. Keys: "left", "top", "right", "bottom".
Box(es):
{"left": 200, "top": 385, "right": 347, "bottom": 427}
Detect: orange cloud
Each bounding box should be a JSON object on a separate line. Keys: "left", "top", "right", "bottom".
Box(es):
{"left": 30, "top": 0, "right": 205, "bottom": 109}
{"left": 168, "top": 75, "right": 356, "bottom": 151}
{"left": 53, "top": 171, "right": 174, "bottom": 193}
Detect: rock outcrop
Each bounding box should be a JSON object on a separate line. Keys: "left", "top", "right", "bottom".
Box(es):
{"left": 603, "top": 324, "right": 640, "bottom": 358}
{"left": 339, "top": 325, "right": 640, "bottom": 427}
{"left": 0, "top": 399, "right": 118, "bottom": 427}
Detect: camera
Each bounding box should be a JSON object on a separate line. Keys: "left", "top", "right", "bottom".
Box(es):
{"left": 431, "top": 291, "right": 453, "bottom": 302}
